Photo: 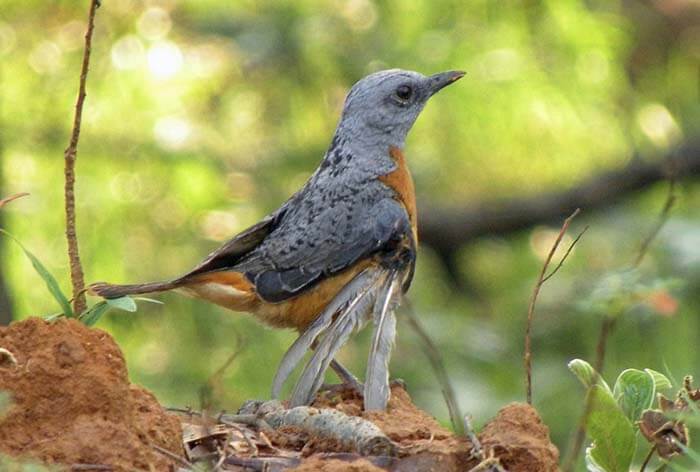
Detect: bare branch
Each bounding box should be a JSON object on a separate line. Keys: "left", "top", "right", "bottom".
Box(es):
{"left": 525, "top": 209, "right": 583, "bottom": 405}
{"left": 419, "top": 139, "right": 700, "bottom": 275}
{"left": 64, "top": 0, "right": 100, "bottom": 315}
{"left": 541, "top": 226, "right": 588, "bottom": 284}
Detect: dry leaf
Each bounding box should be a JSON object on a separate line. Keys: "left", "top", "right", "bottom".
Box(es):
{"left": 638, "top": 409, "right": 688, "bottom": 458}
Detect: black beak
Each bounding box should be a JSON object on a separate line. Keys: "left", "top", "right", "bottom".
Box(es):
{"left": 427, "top": 70, "right": 465, "bottom": 95}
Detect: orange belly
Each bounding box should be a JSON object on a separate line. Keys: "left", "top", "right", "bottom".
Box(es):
{"left": 181, "top": 260, "right": 373, "bottom": 330}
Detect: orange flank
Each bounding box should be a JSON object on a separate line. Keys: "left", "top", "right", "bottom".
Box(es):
{"left": 182, "top": 261, "right": 374, "bottom": 331}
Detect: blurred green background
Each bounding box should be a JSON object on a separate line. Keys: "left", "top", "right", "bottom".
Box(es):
{"left": 1, "top": 0, "right": 699, "bottom": 469}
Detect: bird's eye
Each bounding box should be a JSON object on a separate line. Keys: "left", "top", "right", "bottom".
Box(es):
{"left": 395, "top": 85, "right": 413, "bottom": 101}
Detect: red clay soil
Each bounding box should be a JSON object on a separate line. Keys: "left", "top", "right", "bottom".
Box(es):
{"left": 298, "top": 385, "right": 560, "bottom": 472}
{"left": 480, "top": 402, "right": 560, "bottom": 472}
{"left": 0, "top": 317, "right": 184, "bottom": 471}
{"left": 0, "top": 317, "right": 560, "bottom": 472}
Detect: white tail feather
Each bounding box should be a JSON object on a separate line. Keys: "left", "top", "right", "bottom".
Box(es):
{"left": 289, "top": 281, "right": 380, "bottom": 406}
{"left": 272, "top": 268, "right": 380, "bottom": 399}
{"left": 364, "top": 273, "right": 400, "bottom": 410}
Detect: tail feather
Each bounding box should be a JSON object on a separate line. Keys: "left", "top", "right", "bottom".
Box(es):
{"left": 289, "top": 283, "right": 379, "bottom": 407}
{"left": 364, "top": 272, "right": 400, "bottom": 411}
{"left": 271, "top": 268, "right": 379, "bottom": 399}
{"left": 278, "top": 269, "right": 386, "bottom": 407}
{"left": 88, "top": 280, "right": 178, "bottom": 299}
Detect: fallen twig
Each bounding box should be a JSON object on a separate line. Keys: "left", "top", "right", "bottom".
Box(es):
{"left": 468, "top": 456, "right": 508, "bottom": 472}
{"left": 69, "top": 464, "right": 113, "bottom": 471}
{"left": 464, "top": 415, "right": 507, "bottom": 472}
{"left": 525, "top": 209, "right": 585, "bottom": 404}
{"left": 225, "top": 455, "right": 300, "bottom": 471}
{"left": 151, "top": 443, "right": 192, "bottom": 469}
{"left": 237, "top": 399, "right": 397, "bottom": 456}
{"left": 174, "top": 400, "right": 397, "bottom": 458}
{"left": 63, "top": 0, "right": 100, "bottom": 315}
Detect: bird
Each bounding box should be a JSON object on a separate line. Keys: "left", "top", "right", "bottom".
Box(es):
{"left": 90, "top": 68, "right": 464, "bottom": 411}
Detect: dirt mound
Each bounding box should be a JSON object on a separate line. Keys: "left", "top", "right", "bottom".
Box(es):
{"left": 480, "top": 402, "right": 560, "bottom": 472}
{"left": 0, "top": 317, "right": 560, "bottom": 471}
{"left": 181, "top": 384, "right": 559, "bottom": 471}
{"left": 307, "top": 385, "right": 559, "bottom": 471}
{"left": 0, "top": 317, "right": 183, "bottom": 471}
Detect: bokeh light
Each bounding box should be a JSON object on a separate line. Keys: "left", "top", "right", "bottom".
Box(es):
{"left": 147, "top": 41, "right": 183, "bottom": 79}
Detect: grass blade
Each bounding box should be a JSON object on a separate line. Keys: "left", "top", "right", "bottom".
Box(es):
{"left": 0, "top": 229, "right": 73, "bottom": 317}
{"left": 106, "top": 296, "right": 137, "bottom": 312}
{"left": 79, "top": 301, "right": 109, "bottom": 326}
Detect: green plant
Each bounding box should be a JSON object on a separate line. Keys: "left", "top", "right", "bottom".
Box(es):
{"left": 0, "top": 229, "right": 160, "bottom": 326}
{"left": 568, "top": 359, "right": 675, "bottom": 472}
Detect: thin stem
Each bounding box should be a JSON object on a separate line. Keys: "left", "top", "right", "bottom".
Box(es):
{"left": 403, "top": 300, "right": 464, "bottom": 435}
{"left": 525, "top": 208, "right": 583, "bottom": 404}
{"left": 562, "top": 316, "right": 616, "bottom": 472}
{"left": 640, "top": 444, "right": 658, "bottom": 472}
{"left": 64, "top": 0, "right": 100, "bottom": 315}
{"left": 632, "top": 179, "right": 676, "bottom": 269}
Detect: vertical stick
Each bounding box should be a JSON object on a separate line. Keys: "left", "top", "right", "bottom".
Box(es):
{"left": 0, "top": 67, "right": 14, "bottom": 325}
{"left": 64, "top": 0, "right": 100, "bottom": 315}
{"left": 524, "top": 209, "right": 584, "bottom": 404}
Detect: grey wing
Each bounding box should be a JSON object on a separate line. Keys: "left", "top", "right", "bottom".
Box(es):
{"left": 239, "top": 197, "right": 415, "bottom": 303}
{"left": 177, "top": 210, "right": 286, "bottom": 281}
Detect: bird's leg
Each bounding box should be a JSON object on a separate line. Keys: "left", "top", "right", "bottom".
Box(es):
{"left": 329, "top": 359, "right": 364, "bottom": 394}
{"left": 307, "top": 338, "right": 363, "bottom": 395}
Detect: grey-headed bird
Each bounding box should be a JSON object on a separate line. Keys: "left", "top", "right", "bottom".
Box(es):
{"left": 90, "top": 69, "right": 464, "bottom": 410}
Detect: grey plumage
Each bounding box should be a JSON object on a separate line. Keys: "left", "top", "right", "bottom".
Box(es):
{"left": 90, "top": 68, "right": 464, "bottom": 411}
{"left": 364, "top": 272, "right": 401, "bottom": 410}
{"left": 288, "top": 269, "right": 388, "bottom": 407}
{"left": 271, "top": 268, "right": 382, "bottom": 399}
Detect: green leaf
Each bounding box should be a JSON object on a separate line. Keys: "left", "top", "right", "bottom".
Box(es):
{"left": 0, "top": 229, "right": 73, "bottom": 318}
{"left": 133, "top": 297, "right": 164, "bottom": 305}
{"left": 645, "top": 369, "right": 672, "bottom": 391}
{"left": 105, "top": 296, "right": 137, "bottom": 312}
{"left": 585, "top": 384, "right": 636, "bottom": 472}
{"left": 613, "top": 369, "right": 655, "bottom": 422}
{"left": 584, "top": 446, "right": 607, "bottom": 472}
{"left": 568, "top": 359, "right": 612, "bottom": 393}
{"left": 79, "top": 301, "right": 110, "bottom": 327}
{"left": 44, "top": 313, "right": 64, "bottom": 322}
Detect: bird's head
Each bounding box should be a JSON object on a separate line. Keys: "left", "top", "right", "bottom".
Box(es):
{"left": 338, "top": 68, "right": 464, "bottom": 147}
